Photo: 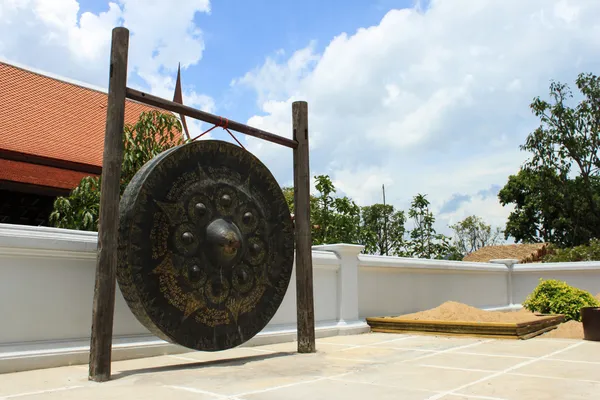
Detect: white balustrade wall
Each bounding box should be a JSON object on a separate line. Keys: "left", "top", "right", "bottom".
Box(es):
{"left": 1, "top": 224, "right": 600, "bottom": 373}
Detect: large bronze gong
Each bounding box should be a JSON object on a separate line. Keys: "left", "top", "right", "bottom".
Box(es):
{"left": 117, "top": 140, "right": 294, "bottom": 351}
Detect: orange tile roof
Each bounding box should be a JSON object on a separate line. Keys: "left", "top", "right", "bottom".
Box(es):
{"left": 463, "top": 243, "right": 550, "bottom": 263}
{"left": 0, "top": 61, "right": 161, "bottom": 169}
{"left": 0, "top": 159, "right": 91, "bottom": 190}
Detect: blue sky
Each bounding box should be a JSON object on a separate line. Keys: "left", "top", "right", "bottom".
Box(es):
{"left": 2, "top": 0, "right": 600, "bottom": 236}
{"left": 75, "top": 0, "right": 417, "bottom": 122}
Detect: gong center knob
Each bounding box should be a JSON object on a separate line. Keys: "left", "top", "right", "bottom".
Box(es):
{"left": 205, "top": 218, "right": 244, "bottom": 268}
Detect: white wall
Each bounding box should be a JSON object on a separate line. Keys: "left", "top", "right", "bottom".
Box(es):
{"left": 1, "top": 224, "right": 600, "bottom": 374}
{"left": 358, "top": 255, "right": 510, "bottom": 318}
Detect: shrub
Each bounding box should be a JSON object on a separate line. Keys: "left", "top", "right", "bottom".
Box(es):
{"left": 522, "top": 279, "right": 600, "bottom": 321}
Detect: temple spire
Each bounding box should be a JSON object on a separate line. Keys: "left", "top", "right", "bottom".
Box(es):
{"left": 173, "top": 62, "right": 191, "bottom": 140}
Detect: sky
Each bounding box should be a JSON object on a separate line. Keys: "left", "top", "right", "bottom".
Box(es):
{"left": 1, "top": 0, "right": 600, "bottom": 238}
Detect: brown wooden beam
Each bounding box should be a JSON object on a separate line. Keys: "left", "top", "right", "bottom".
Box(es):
{"left": 125, "top": 87, "right": 298, "bottom": 149}
{"left": 88, "top": 26, "right": 129, "bottom": 382}
{"left": 292, "top": 101, "right": 316, "bottom": 353}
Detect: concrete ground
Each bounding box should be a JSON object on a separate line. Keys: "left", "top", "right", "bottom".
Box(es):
{"left": 1, "top": 332, "right": 598, "bottom": 400}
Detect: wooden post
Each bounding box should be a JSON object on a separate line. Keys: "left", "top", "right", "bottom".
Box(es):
{"left": 292, "top": 101, "right": 316, "bottom": 353}
{"left": 88, "top": 26, "right": 129, "bottom": 382}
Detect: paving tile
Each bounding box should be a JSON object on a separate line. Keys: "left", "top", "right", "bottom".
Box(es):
{"left": 409, "top": 351, "right": 524, "bottom": 372}
{"left": 0, "top": 366, "right": 88, "bottom": 397}
{"left": 547, "top": 341, "right": 600, "bottom": 363}
{"left": 371, "top": 335, "right": 486, "bottom": 352}
{"left": 110, "top": 354, "right": 196, "bottom": 374}
{"left": 16, "top": 384, "right": 220, "bottom": 399}
{"left": 240, "top": 377, "right": 437, "bottom": 400}
{"left": 244, "top": 341, "right": 298, "bottom": 353}
{"left": 459, "top": 373, "right": 600, "bottom": 400}
{"left": 166, "top": 347, "right": 280, "bottom": 363}
{"left": 316, "top": 332, "right": 409, "bottom": 345}
{"left": 337, "top": 362, "right": 490, "bottom": 393}
{"left": 108, "top": 348, "right": 284, "bottom": 380}
{"left": 437, "top": 395, "right": 506, "bottom": 400}
{"left": 509, "top": 359, "right": 600, "bottom": 383}
{"left": 2, "top": 335, "right": 597, "bottom": 399}
{"left": 253, "top": 340, "right": 356, "bottom": 354}
{"left": 128, "top": 361, "right": 317, "bottom": 396}
{"left": 455, "top": 338, "right": 574, "bottom": 358}
{"left": 327, "top": 345, "right": 428, "bottom": 364}
{"left": 243, "top": 351, "right": 373, "bottom": 378}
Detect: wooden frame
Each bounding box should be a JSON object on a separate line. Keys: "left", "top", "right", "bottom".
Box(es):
{"left": 366, "top": 314, "right": 565, "bottom": 340}
{"left": 88, "top": 27, "right": 316, "bottom": 382}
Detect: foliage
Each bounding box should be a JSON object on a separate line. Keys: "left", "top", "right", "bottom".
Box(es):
{"left": 450, "top": 215, "right": 503, "bottom": 257}
{"left": 49, "top": 111, "right": 184, "bottom": 231}
{"left": 312, "top": 175, "right": 362, "bottom": 245}
{"left": 49, "top": 176, "right": 101, "bottom": 231}
{"left": 543, "top": 238, "right": 600, "bottom": 262}
{"left": 360, "top": 203, "right": 406, "bottom": 256}
{"left": 406, "top": 194, "right": 456, "bottom": 259}
{"left": 119, "top": 111, "right": 185, "bottom": 192}
{"left": 282, "top": 176, "right": 362, "bottom": 246}
{"left": 522, "top": 279, "right": 600, "bottom": 322}
{"left": 500, "top": 73, "right": 600, "bottom": 247}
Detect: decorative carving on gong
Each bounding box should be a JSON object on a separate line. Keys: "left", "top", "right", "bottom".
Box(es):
{"left": 116, "top": 140, "right": 294, "bottom": 351}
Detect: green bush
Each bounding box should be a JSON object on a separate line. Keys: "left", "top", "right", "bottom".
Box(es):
{"left": 522, "top": 279, "right": 600, "bottom": 321}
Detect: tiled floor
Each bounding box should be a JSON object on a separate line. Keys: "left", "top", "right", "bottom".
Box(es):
{"left": 1, "top": 333, "right": 599, "bottom": 399}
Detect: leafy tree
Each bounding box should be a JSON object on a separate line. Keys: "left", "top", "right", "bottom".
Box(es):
{"left": 282, "top": 176, "right": 361, "bottom": 245}
{"left": 500, "top": 73, "right": 600, "bottom": 247}
{"left": 406, "top": 194, "right": 455, "bottom": 259}
{"left": 311, "top": 175, "right": 361, "bottom": 245}
{"left": 450, "top": 215, "right": 503, "bottom": 257}
{"left": 50, "top": 176, "right": 102, "bottom": 231}
{"left": 360, "top": 204, "right": 406, "bottom": 256}
{"left": 50, "top": 111, "right": 185, "bottom": 231}
{"left": 543, "top": 238, "right": 600, "bottom": 262}
{"left": 281, "top": 186, "right": 295, "bottom": 213}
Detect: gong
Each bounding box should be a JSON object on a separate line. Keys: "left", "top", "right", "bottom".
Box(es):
{"left": 117, "top": 140, "right": 295, "bottom": 351}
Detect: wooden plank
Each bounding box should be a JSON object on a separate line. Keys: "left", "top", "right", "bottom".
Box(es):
{"left": 125, "top": 88, "right": 298, "bottom": 149}
{"left": 366, "top": 314, "right": 564, "bottom": 340}
{"left": 88, "top": 26, "right": 130, "bottom": 383}
{"left": 292, "top": 101, "right": 316, "bottom": 353}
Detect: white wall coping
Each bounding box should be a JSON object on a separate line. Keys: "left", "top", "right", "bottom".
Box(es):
{"left": 514, "top": 262, "right": 600, "bottom": 272}
{"left": 358, "top": 253, "right": 507, "bottom": 272}
{"left": 0, "top": 224, "right": 98, "bottom": 258}
{"left": 311, "top": 250, "right": 341, "bottom": 267}
{"left": 0, "top": 224, "right": 343, "bottom": 268}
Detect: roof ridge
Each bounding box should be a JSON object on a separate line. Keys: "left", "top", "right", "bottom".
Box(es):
{"left": 0, "top": 57, "right": 110, "bottom": 95}
{"left": 1, "top": 58, "right": 181, "bottom": 121}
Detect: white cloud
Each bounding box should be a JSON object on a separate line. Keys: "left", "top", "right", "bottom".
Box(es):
{"left": 233, "top": 0, "right": 600, "bottom": 234}
{"left": 0, "top": 0, "right": 213, "bottom": 134}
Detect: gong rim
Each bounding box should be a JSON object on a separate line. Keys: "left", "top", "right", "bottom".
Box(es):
{"left": 117, "top": 139, "right": 294, "bottom": 351}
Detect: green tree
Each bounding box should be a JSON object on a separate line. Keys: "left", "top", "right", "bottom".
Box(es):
{"left": 450, "top": 215, "right": 503, "bottom": 257}
{"left": 283, "top": 176, "right": 361, "bottom": 245}
{"left": 500, "top": 73, "right": 600, "bottom": 247}
{"left": 406, "top": 194, "right": 455, "bottom": 259}
{"left": 311, "top": 175, "right": 361, "bottom": 245}
{"left": 50, "top": 111, "right": 185, "bottom": 231}
{"left": 543, "top": 238, "right": 600, "bottom": 262}
{"left": 360, "top": 204, "right": 406, "bottom": 256}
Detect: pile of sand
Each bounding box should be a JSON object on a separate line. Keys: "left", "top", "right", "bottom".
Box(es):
{"left": 396, "top": 301, "right": 541, "bottom": 323}
{"left": 391, "top": 294, "right": 600, "bottom": 339}
{"left": 540, "top": 292, "right": 600, "bottom": 339}
{"left": 541, "top": 320, "right": 584, "bottom": 339}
